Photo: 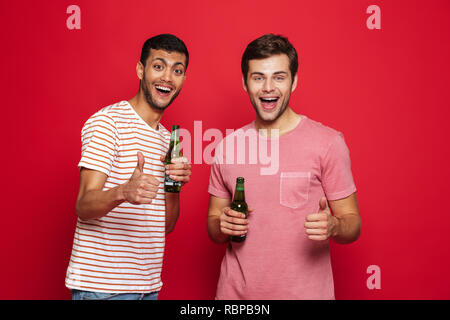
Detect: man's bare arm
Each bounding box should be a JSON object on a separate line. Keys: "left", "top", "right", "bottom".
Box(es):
{"left": 75, "top": 168, "right": 125, "bottom": 220}
{"left": 76, "top": 152, "right": 159, "bottom": 221}
{"left": 329, "top": 193, "right": 361, "bottom": 244}
{"left": 163, "top": 157, "right": 191, "bottom": 234}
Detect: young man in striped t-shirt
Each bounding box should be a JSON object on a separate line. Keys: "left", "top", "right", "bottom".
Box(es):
{"left": 66, "top": 34, "right": 192, "bottom": 300}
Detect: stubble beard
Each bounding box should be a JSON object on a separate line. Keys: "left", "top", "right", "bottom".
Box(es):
{"left": 250, "top": 91, "right": 292, "bottom": 123}
{"left": 141, "top": 71, "right": 181, "bottom": 111}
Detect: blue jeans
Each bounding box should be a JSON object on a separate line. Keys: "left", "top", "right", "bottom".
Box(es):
{"left": 71, "top": 289, "right": 158, "bottom": 300}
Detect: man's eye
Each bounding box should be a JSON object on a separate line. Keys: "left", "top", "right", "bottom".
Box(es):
{"left": 254, "top": 77, "right": 263, "bottom": 81}
{"left": 275, "top": 76, "right": 285, "bottom": 81}
{"left": 154, "top": 64, "right": 163, "bottom": 70}
{"left": 174, "top": 69, "right": 184, "bottom": 75}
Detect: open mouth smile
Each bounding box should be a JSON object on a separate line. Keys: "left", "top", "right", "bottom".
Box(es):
{"left": 259, "top": 96, "right": 279, "bottom": 110}
{"left": 155, "top": 84, "right": 173, "bottom": 96}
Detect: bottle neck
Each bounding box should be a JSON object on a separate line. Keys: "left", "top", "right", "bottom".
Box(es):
{"left": 170, "top": 128, "right": 179, "bottom": 143}
{"left": 233, "top": 184, "right": 245, "bottom": 202}
{"left": 170, "top": 129, "right": 180, "bottom": 154}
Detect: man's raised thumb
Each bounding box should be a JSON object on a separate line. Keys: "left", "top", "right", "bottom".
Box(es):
{"left": 319, "top": 196, "right": 329, "bottom": 212}
{"left": 134, "top": 151, "right": 145, "bottom": 175}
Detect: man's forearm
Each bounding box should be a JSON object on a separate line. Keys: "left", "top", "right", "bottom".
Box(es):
{"left": 332, "top": 213, "right": 361, "bottom": 244}
{"left": 76, "top": 184, "right": 125, "bottom": 221}
{"left": 165, "top": 192, "right": 180, "bottom": 234}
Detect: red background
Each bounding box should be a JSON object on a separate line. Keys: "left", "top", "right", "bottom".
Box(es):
{"left": 1, "top": 0, "right": 449, "bottom": 300}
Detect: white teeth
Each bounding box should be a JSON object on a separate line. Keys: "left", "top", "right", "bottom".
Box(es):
{"left": 156, "top": 86, "right": 171, "bottom": 92}
{"left": 261, "top": 97, "right": 278, "bottom": 101}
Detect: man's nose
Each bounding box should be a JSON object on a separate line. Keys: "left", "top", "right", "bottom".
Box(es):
{"left": 262, "top": 79, "right": 274, "bottom": 92}
{"left": 161, "top": 68, "right": 172, "bottom": 82}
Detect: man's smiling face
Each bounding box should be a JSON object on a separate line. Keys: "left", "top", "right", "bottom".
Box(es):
{"left": 139, "top": 49, "right": 187, "bottom": 111}
{"left": 244, "top": 54, "right": 297, "bottom": 122}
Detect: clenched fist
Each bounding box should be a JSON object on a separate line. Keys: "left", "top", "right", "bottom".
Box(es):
{"left": 122, "top": 152, "right": 160, "bottom": 204}
{"left": 219, "top": 207, "right": 249, "bottom": 237}
{"left": 161, "top": 156, "right": 191, "bottom": 186}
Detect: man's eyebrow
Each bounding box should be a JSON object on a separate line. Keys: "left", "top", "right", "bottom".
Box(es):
{"left": 173, "top": 62, "right": 186, "bottom": 68}
{"left": 250, "top": 72, "right": 265, "bottom": 76}
{"left": 151, "top": 57, "right": 167, "bottom": 65}
{"left": 151, "top": 58, "right": 185, "bottom": 68}
{"left": 250, "top": 71, "right": 288, "bottom": 76}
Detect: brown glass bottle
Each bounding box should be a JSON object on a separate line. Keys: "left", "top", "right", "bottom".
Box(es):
{"left": 230, "top": 177, "right": 248, "bottom": 243}
{"left": 164, "top": 125, "right": 182, "bottom": 193}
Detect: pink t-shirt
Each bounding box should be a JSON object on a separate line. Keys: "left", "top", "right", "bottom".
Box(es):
{"left": 208, "top": 116, "right": 357, "bottom": 300}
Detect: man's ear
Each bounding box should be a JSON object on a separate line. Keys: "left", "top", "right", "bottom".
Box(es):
{"left": 291, "top": 74, "right": 298, "bottom": 93}
{"left": 136, "top": 61, "right": 144, "bottom": 80}
{"left": 242, "top": 76, "right": 248, "bottom": 92}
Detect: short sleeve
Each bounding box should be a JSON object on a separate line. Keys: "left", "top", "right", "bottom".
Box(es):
{"left": 78, "top": 113, "right": 119, "bottom": 176}
{"left": 208, "top": 142, "right": 232, "bottom": 199}
{"left": 321, "top": 133, "right": 357, "bottom": 201}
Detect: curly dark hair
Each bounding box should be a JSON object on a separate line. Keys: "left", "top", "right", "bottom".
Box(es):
{"left": 140, "top": 34, "right": 189, "bottom": 69}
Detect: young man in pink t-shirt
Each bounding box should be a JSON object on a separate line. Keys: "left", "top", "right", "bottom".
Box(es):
{"left": 207, "top": 34, "right": 361, "bottom": 300}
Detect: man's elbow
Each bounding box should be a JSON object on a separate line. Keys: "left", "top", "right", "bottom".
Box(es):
{"left": 75, "top": 201, "right": 93, "bottom": 221}
{"left": 207, "top": 228, "right": 229, "bottom": 244}
{"left": 165, "top": 223, "right": 176, "bottom": 234}
{"left": 75, "top": 202, "right": 85, "bottom": 220}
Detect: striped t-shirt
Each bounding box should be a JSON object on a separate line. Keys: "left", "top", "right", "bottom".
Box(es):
{"left": 65, "top": 100, "right": 171, "bottom": 293}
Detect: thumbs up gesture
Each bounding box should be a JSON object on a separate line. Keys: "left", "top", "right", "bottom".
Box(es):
{"left": 304, "top": 197, "right": 339, "bottom": 241}
{"left": 122, "top": 152, "right": 160, "bottom": 205}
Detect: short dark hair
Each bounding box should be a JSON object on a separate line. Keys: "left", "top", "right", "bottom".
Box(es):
{"left": 241, "top": 34, "right": 298, "bottom": 83}
{"left": 140, "top": 34, "right": 189, "bottom": 69}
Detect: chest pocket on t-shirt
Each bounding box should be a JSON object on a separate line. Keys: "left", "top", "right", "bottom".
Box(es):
{"left": 280, "top": 172, "right": 311, "bottom": 209}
